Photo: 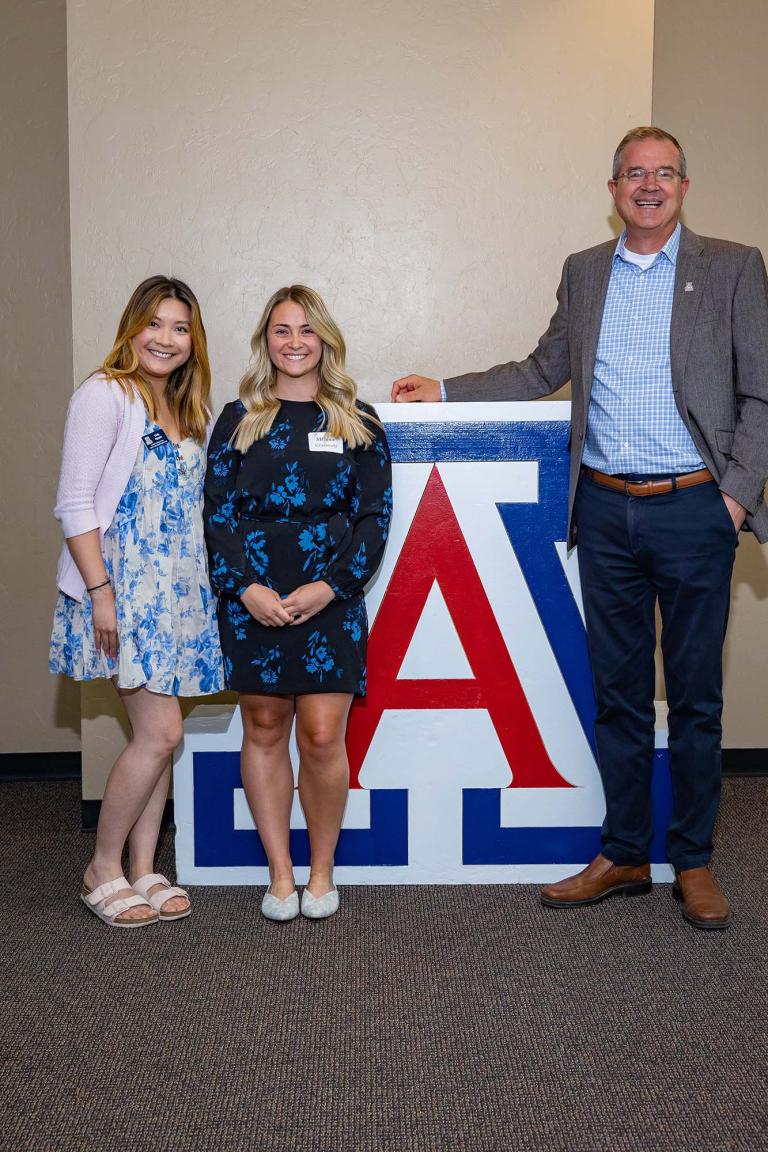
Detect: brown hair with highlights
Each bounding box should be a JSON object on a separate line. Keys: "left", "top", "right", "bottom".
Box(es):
{"left": 100, "top": 275, "right": 211, "bottom": 444}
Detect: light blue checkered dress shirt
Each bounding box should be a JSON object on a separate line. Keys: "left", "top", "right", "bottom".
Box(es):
{"left": 582, "top": 223, "right": 704, "bottom": 475}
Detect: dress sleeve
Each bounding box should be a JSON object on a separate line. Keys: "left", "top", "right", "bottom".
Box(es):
{"left": 325, "top": 405, "right": 392, "bottom": 599}
{"left": 203, "top": 403, "right": 251, "bottom": 598}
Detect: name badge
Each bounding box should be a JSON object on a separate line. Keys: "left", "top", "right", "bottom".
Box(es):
{"left": 142, "top": 429, "right": 170, "bottom": 450}
{"left": 308, "top": 431, "right": 343, "bottom": 454}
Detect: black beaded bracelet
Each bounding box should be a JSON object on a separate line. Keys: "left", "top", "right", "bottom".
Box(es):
{"left": 86, "top": 579, "right": 111, "bottom": 593}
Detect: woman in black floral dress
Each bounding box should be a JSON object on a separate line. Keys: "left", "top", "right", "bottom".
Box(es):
{"left": 205, "top": 286, "right": 391, "bottom": 921}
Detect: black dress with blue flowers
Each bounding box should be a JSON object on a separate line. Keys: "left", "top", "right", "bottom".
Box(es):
{"left": 204, "top": 399, "right": 392, "bottom": 695}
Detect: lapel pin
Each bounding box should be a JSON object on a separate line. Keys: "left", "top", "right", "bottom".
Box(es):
{"left": 684, "top": 281, "right": 694, "bottom": 292}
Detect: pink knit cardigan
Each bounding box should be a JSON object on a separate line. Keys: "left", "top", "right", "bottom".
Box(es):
{"left": 54, "top": 374, "right": 147, "bottom": 601}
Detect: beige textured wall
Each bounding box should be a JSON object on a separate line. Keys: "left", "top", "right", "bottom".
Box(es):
{"left": 0, "top": 0, "right": 80, "bottom": 753}
{"left": 67, "top": 0, "right": 653, "bottom": 405}
{"left": 653, "top": 0, "right": 768, "bottom": 746}
{"left": 66, "top": 0, "right": 654, "bottom": 793}
{"left": 11, "top": 1, "right": 765, "bottom": 769}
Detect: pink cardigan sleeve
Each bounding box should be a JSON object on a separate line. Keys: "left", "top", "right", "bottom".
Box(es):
{"left": 54, "top": 376, "right": 124, "bottom": 538}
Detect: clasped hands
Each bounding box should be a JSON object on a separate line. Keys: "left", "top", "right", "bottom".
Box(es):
{"left": 241, "top": 580, "right": 335, "bottom": 627}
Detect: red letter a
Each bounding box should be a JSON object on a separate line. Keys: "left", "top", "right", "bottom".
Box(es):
{"left": 346, "top": 466, "right": 571, "bottom": 789}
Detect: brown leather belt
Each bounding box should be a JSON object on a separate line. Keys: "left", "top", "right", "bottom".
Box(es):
{"left": 581, "top": 465, "right": 714, "bottom": 497}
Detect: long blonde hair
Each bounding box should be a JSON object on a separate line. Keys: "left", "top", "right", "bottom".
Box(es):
{"left": 99, "top": 276, "right": 211, "bottom": 444}
{"left": 233, "top": 285, "right": 378, "bottom": 452}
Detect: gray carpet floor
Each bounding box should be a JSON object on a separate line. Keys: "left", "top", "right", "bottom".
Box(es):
{"left": 2, "top": 778, "right": 767, "bottom": 1152}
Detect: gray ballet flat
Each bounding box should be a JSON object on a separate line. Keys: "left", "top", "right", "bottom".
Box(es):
{"left": 300, "top": 886, "right": 340, "bottom": 919}
{"left": 261, "top": 887, "right": 299, "bottom": 921}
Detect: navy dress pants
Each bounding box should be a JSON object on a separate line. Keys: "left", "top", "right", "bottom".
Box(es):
{"left": 574, "top": 474, "right": 738, "bottom": 871}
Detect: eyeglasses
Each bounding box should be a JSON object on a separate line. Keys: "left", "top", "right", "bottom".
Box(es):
{"left": 615, "top": 167, "right": 682, "bottom": 183}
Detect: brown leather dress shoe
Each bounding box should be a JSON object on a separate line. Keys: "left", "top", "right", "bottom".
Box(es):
{"left": 672, "top": 866, "right": 731, "bottom": 930}
{"left": 540, "top": 853, "right": 651, "bottom": 907}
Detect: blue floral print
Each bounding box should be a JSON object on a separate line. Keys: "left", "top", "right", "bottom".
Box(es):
{"left": 208, "top": 437, "right": 239, "bottom": 480}
{"left": 267, "top": 419, "right": 293, "bottom": 456}
{"left": 298, "top": 522, "right": 330, "bottom": 577}
{"left": 323, "top": 461, "right": 352, "bottom": 507}
{"left": 342, "top": 601, "right": 367, "bottom": 643}
{"left": 204, "top": 399, "right": 391, "bottom": 695}
{"left": 374, "top": 439, "right": 389, "bottom": 468}
{"left": 350, "top": 543, "right": 368, "bottom": 581}
{"left": 211, "top": 550, "right": 244, "bottom": 594}
{"left": 50, "top": 422, "right": 223, "bottom": 695}
{"left": 302, "top": 631, "right": 343, "bottom": 683}
{"left": 226, "top": 597, "right": 250, "bottom": 640}
{"left": 265, "top": 462, "right": 309, "bottom": 516}
{"left": 251, "top": 645, "right": 282, "bottom": 686}
{"left": 377, "top": 486, "right": 393, "bottom": 538}
{"left": 244, "top": 529, "right": 269, "bottom": 577}
{"left": 208, "top": 490, "right": 239, "bottom": 532}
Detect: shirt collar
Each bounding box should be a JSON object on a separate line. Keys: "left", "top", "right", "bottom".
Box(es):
{"left": 614, "top": 221, "right": 681, "bottom": 267}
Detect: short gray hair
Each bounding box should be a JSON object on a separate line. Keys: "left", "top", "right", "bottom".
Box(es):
{"left": 612, "top": 126, "right": 687, "bottom": 180}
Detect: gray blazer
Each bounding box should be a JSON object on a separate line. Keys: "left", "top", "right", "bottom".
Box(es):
{"left": 445, "top": 225, "right": 768, "bottom": 546}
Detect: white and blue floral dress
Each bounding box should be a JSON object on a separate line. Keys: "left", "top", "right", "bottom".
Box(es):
{"left": 204, "top": 399, "right": 392, "bottom": 696}
{"left": 50, "top": 423, "right": 224, "bottom": 696}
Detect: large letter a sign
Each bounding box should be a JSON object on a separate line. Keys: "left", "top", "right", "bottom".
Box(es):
{"left": 346, "top": 465, "right": 571, "bottom": 790}
{"left": 173, "top": 403, "right": 673, "bottom": 884}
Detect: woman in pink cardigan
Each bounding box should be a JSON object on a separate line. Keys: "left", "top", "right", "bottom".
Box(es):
{"left": 50, "top": 276, "right": 223, "bottom": 927}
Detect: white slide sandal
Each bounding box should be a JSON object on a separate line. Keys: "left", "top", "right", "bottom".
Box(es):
{"left": 81, "top": 876, "right": 159, "bottom": 928}
{"left": 132, "top": 873, "right": 191, "bottom": 920}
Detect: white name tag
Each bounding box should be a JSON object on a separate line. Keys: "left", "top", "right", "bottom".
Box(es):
{"left": 308, "top": 432, "right": 344, "bottom": 454}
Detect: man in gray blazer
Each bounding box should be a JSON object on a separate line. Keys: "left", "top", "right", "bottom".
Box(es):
{"left": 391, "top": 126, "right": 768, "bottom": 930}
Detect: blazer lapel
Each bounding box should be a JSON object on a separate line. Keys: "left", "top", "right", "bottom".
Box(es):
{"left": 580, "top": 243, "right": 614, "bottom": 404}
{"left": 670, "top": 226, "right": 709, "bottom": 391}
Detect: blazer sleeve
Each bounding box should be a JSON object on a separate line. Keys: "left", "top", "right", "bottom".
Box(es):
{"left": 444, "top": 256, "right": 573, "bottom": 401}
{"left": 203, "top": 403, "right": 252, "bottom": 598}
{"left": 325, "top": 407, "right": 392, "bottom": 600}
{"left": 718, "top": 246, "right": 768, "bottom": 515}
{"left": 54, "top": 377, "right": 122, "bottom": 538}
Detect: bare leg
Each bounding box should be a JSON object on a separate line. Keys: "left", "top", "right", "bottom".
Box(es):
{"left": 128, "top": 761, "right": 172, "bottom": 877}
{"left": 128, "top": 761, "right": 190, "bottom": 916}
{"left": 83, "top": 686, "right": 183, "bottom": 923}
{"left": 240, "top": 693, "right": 296, "bottom": 899}
{"left": 295, "top": 693, "right": 353, "bottom": 897}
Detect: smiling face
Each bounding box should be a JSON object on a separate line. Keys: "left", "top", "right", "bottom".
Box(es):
{"left": 608, "top": 137, "right": 689, "bottom": 253}
{"left": 266, "top": 299, "right": 323, "bottom": 398}
{"left": 131, "top": 298, "right": 192, "bottom": 388}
